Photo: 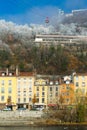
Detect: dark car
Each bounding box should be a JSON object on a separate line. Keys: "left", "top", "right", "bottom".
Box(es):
{"left": 17, "top": 108, "right": 26, "bottom": 110}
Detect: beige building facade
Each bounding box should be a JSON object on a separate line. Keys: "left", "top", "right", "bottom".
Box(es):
{"left": 17, "top": 72, "right": 35, "bottom": 109}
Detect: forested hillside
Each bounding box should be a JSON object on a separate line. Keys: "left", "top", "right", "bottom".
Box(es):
{"left": 0, "top": 9, "right": 87, "bottom": 74}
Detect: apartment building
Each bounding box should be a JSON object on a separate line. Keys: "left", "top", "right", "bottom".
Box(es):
{"left": 34, "top": 78, "right": 48, "bottom": 107}
{"left": 74, "top": 73, "right": 87, "bottom": 102}
{"left": 1, "top": 68, "right": 87, "bottom": 110}
{"left": 59, "top": 76, "right": 75, "bottom": 106}
{"left": 47, "top": 78, "right": 60, "bottom": 107}
{"left": 17, "top": 72, "right": 35, "bottom": 109}
{"left": 0, "top": 69, "right": 17, "bottom": 110}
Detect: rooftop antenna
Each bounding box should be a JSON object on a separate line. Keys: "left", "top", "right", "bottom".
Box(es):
{"left": 45, "top": 17, "right": 49, "bottom": 27}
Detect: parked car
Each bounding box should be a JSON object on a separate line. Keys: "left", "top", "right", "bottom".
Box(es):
{"left": 17, "top": 107, "right": 26, "bottom": 111}
{"left": 36, "top": 107, "right": 44, "bottom": 111}
{"left": 3, "top": 107, "right": 11, "bottom": 111}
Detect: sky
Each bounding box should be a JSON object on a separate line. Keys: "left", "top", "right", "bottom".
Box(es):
{"left": 0, "top": 0, "right": 87, "bottom": 24}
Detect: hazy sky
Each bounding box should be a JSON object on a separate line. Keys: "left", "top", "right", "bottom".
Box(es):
{"left": 0, "top": 0, "right": 87, "bottom": 24}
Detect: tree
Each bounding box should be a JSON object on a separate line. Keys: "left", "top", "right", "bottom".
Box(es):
{"left": 68, "top": 55, "right": 79, "bottom": 72}
{"left": 74, "top": 88, "right": 86, "bottom": 122}
{"left": 59, "top": 94, "right": 64, "bottom": 109}
{"left": 76, "top": 103, "right": 85, "bottom": 122}
{"left": 32, "top": 94, "right": 37, "bottom": 106}
{"left": 7, "top": 97, "right": 11, "bottom": 105}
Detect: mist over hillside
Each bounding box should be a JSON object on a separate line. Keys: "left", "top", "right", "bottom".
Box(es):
{"left": 54, "top": 9, "right": 87, "bottom": 35}
{"left": 0, "top": 9, "right": 87, "bottom": 45}
{"left": 0, "top": 9, "right": 87, "bottom": 74}
{"left": 0, "top": 20, "right": 54, "bottom": 41}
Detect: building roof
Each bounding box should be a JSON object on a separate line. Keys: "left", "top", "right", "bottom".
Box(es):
{"left": 18, "top": 72, "right": 35, "bottom": 77}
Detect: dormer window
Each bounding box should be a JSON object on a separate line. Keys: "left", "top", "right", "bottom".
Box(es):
{"left": 66, "top": 80, "right": 70, "bottom": 84}
{"left": 9, "top": 73, "right": 12, "bottom": 76}
{"left": 55, "top": 81, "right": 58, "bottom": 85}
{"left": 50, "top": 81, "right": 53, "bottom": 85}
{"left": 35, "top": 81, "right": 39, "bottom": 85}
{"left": 42, "top": 81, "right": 46, "bottom": 85}
{"left": 2, "top": 73, "right": 5, "bottom": 76}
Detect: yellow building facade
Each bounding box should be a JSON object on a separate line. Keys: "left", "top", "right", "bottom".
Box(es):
{"left": 34, "top": 78, "right": 48, "bottom": 107}
{"left": 0, "top": 72, "right": 17, "bottom": 110}
{"left": 74, "top": 74, "right": 87, "bottom": 103}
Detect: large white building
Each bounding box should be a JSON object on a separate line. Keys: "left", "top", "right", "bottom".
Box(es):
{"left": 34, "top": 34, "right": 87, "bottom": 47}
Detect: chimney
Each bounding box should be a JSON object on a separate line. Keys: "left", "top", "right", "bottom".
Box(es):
{"left": 16, "top": 66, "right": 19, "bottom": 76}
{"left": 6, "top": 68, "right": 8, "bottom": 75}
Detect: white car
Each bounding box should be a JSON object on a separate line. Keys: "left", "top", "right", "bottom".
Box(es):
{"left": 36, "top": 107, "right": 44, "bottom": 111}
{"left": 3, "top": 107, "right": 11, "bottom": 111}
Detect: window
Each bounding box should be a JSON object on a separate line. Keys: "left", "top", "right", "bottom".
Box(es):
{"left": 8, "top": 96, "right": 11, "bottom": 101}
{"left": 8, "top": 87, "right": 12, "bottom": 93}
{"left": 82, "top": 82, "right": 85, "bottom": 87}
{"left": 56, "top": 87, "right": 58, "bottom": 91}
{"left": 66, "top": 99, "right": 69, "bottom": 103}
{"left": 29, "top": 93, "right": 32, "bottom": 96}
{"left": 1, "top": 80, "right": 4, "bottom": 85}
{"left": 66, "top": 86, "right": 69, "bottom": 90}
{"left": 82, "top": 76, "right": 85, "bottom": 81}
{"left": 8, "top": 80, "right": 12, "bottom": 85}
{"left": 24, "top": 94, "right": 26, "bottom": 96}
{"left": 29, "top": 77, "right": 32, "bottom": 81}
{"left": 18, "top": 91, "right": 20, "bottom": 93}
{"left": 18, "top": 94, "right": 20, "bottom": 96}
{"left": 18, "top": 98, "right": 20, "bottom": 103}
{"left": 1, "top": 96, "right": 4, "bottom": 101}
{"left": 76, "top": 76, "right": 78, "bottom": 80}
{"left": 55, "top": 92, "right": 58, "bottom": 96}
{"left": 36, "top": 92, "right": 39, "bottom": 97}
{"left": 24, "top": 78, "right": 26, "bottom": 81}
{"left": 18, "top": 78, "right": 21, "bottom": 81}
{"left": 66, "top": 92, "right": 69, "bottom": 96}
{"left": 42, "top": 98, "right": 45, "bottom": 103}
{"left": 29, "top": 87, "right": 32, "bottom": 92}
{"left": 50, "top": 93, "right": 52, "bottom": 97}
{"left": 1, "top": 87, "right": 5, "bottom": 93}
{"left": 82, "top": 89, "right": 85, "bottom": 94}
{"left": 29, "top": 98, "right": 31, "bottom": 101}
{"left": 36, "top": 87, "right": 39, "bottom": 91}
{"left": 50, "top": 87, "right": 52, "bottom": 91}
{"left": 42, "top": 92, "right": 45, "bottom": 97}
{"left": 76, "top": 82, "right": 79, "bottom": 87}
{"left": 24, "top": 98, "right": 26, "bottom": 102}
{"left": 42, "top": 86, "right": 44, "bottom": 91}
{"left": 37, "top": 98, "right": 39, "bottom": 103}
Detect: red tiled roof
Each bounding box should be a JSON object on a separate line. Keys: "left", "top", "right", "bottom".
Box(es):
{"left": 18, "top": 72, "right": 35, "bottom": 76}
